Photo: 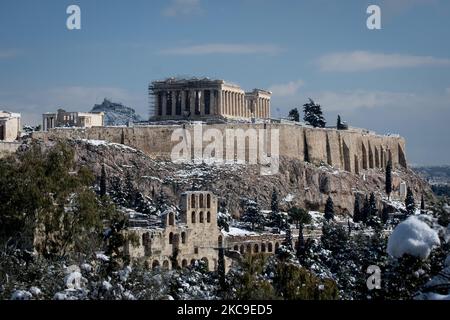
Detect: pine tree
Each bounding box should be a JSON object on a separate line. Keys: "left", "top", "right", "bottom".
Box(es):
{"left": 385, "top": 161, "right": 392, "bottom": 199}
{"left": 303, "top": 98, "right": 326, "bottom": 128}
{"left": 288, "top": 108, "right": 300, "bottom": 122}
{"left": 353, "top": 195, "right": 361, "bottom": 223}
{"left": 405, "top": 187, "right": 415, "bottom": 216}
{"left": 288, "top": 207, "right": 311, "bottom": 230}
{"left": 420, "top": 194, "right": 425, "bottom": 212}
{"left": 242, "top": 198, "right": 264, "bottom": 231}
{"left": 217, "top": 200, "right": 231, "bottom": 232}
{"left": 324, "top": 196, "right": 334, "bottom": 221}
{"left": 100, "top": 163, "right": 107, "bottom": 197}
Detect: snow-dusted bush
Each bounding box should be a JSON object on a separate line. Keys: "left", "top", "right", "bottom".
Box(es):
{"left": 387, "top": 215, "right": 440, "bottom": 259}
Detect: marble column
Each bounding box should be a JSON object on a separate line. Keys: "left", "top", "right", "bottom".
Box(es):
{"left": 223, "top": 91, "right": 227, "bottom": 115}
{"left": 217, "top": 90, "right": 222, "bottom": 115}
{"left": 200, "top": 90, "right": 205, "bottom": 116}
{"left": 171, "top": 91, "right": 177, "bottom": 116}
{"left": 181, "top": 90, "right": 186, "bottom": 114}
{"left": 190, "top": 90, "right": 195, "bottom": 116}
{"left": 210, "top": 90, "right": 213, "bottom": 115}
{"left": 162, "top": 92, "right": 167, "bottom": 117}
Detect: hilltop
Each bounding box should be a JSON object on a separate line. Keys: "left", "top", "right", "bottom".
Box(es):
{"left": 91, "top": 98, "right": 143, "bottom": 126}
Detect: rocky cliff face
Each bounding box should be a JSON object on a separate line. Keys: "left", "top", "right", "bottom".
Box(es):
{"left": 65, "top": 139, "right": 431, "bottom": 218}
{"left": 91, "top": 99, "right": 143, "bottom": 126}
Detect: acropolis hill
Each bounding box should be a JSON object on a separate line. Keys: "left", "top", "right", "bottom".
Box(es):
{"left": 27, "top": 77, "right": 424, "bottom": 217}
{"left": 32, "top": 123, "right": 407, "bottom": 175}
{"left": 32, "top": 77, "right": 407, "bottom": 175}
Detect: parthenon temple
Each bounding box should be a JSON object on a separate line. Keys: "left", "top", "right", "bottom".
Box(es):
{"left": 149, "top": 78, "right": 271, "bottom": 121}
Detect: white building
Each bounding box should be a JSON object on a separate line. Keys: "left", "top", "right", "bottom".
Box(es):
{"left": 0, "top": 110, "right": 21, "bottom": 141}
{"left": 43, "top": 109, "right": 104, "bottom": 131}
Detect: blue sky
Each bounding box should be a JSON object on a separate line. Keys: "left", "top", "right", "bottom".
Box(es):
{"left": 0, "top": 0, "right": 449, "bottom": 165}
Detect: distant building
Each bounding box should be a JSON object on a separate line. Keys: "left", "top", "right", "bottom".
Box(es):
{"left": 43, "top": 109, "right": 104, "bottom": 131}
{"left": 0, "top": 110, "right": 21, "bottom": 141}
{"left": 149, "top": 77, "right": 271, "bottom": 121}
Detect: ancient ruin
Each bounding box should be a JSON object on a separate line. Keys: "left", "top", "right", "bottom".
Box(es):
{"left": 124, "top": 191, "right": 293, "bottom": 271}
{"left": 43, "top": 109, "right": 104, "bottom": 131}
{"left": 149, "top": 77, "right": 271, "bottom": 121}
{"left": 0, "top": 110, "right": 21, "bottom": 142}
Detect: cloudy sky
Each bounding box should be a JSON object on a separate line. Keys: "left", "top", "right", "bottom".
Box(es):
{"left": 0, "top": 0, "right": 449, "bottom": 165}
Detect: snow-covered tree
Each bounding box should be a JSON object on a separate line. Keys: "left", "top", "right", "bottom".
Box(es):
{"left": 242, "top": 198, "right": 264, "bottom": 231}
{"left": 217, "top": 200, "right": 231, "bottom": 232}
{"left": 288, "top": 108, "right": 300, "bottom": 122}
{"left": 303, "top": 98, "right": 326, "bottom": 128}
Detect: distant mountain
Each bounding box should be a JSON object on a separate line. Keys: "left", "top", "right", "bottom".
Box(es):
{"left": 91, "top": 98, "right": 144, "bottom": 126}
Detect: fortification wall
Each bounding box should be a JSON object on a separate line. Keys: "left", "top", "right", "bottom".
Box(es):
{"left": 31, "top": 123, "right": 407, "bottom": 173}
{"left": 0, "top": 141, "right": 21, "bottom": 158}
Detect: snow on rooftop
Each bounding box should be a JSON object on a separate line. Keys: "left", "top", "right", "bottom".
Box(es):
{"left": 223, "top": 227, "right": 258, "bottom": 237}
{"left": 387, "top": 215, "right": 440, "bottom": 260}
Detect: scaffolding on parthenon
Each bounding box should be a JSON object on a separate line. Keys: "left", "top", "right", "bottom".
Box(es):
{"left": 148, "top": 84, "right": 156, "bottom": 120}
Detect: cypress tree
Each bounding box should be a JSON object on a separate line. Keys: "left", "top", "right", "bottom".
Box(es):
{"left": 324, "top": 196, "right": 334, "bottom": 221}
{"left": 271, "top": 188, "right": 279, "bottom": 213}
{"left": 218, "top": 247, "right": 227, "bottom": 291}
{"left": 361, "top": 195, "right": 370, "bottom": 223}
{"left": 385, "top": 161, "right": 392, "bottom": 199}
{"left": 420, "top": 194, "right": 425, "bottom": 212}
{"left": 369, "top": 192, "right": 378, "bottom": 217}
{"left": 405, "top": 187, "right": 415, "bottom": 216}
{"left": 284, "top": 226, "right": 293, "bottom": 250}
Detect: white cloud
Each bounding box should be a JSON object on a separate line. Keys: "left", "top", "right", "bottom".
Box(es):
{"left": 162, "top": 0, "right": 202, "bottom": 17}
{"left": 311, "top": 90, "right": 418, "bottom": 111}
{"left": 0, "top": 49, "right": 19, "bottom": 59}
{"left": 160, "top": 43, "right": 283, "bottom": 55}
{"left": 381, "top": 0, "right": 439, "bottom": 17}
{"left": 269, "top": 80, "right": 304, "bottom": 97}
{"left": 317, "top": 51, "right": 450, "bottom": 72}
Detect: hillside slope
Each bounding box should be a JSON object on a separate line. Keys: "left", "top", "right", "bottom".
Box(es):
{"left": 63, "top": 139, "right": 431, "bottom": 218}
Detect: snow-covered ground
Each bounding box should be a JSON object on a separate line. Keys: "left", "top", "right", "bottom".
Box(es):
{"left": 79, "top": 139, "right": 137, "bottom": 152}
